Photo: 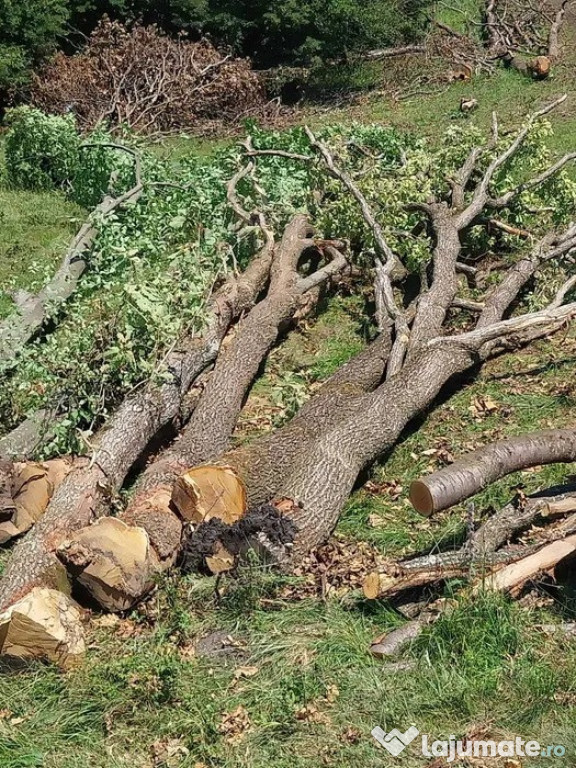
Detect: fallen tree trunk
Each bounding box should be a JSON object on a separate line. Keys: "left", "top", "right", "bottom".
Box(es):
{"left": 0, "top": 175, "right": 143, "bottom": 367}
{"left": 56, "top": 216, "right": 349, "bottom": 609}
{"left": 410, "top": 429, "right": 576, "bottom": 515}
{"left": 0, "top": 235, "right": 275, "bottom": 614}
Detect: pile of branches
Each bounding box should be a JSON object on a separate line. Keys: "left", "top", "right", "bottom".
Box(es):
{"left": 364, "top": 428, "right": 576, "bottom": 659}
{"left": 484, "top": 0, "right": 571, "bottom": 76}
{"left": 3, "top": 96, "right": 576, "bottom": 667}
{"left": 30, "top": 18, "right": 267, "bottom": 134}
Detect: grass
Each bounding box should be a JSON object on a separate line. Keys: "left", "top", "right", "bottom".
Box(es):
{"left": 4, "top": 9, "right": 576, "bottom": 768}
{"left": 0, "top": 186, "right": 85, "bottom": 319}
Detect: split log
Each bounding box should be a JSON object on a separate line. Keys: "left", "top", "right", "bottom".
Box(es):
{"left": 410, "top": 429, "right": 576, "bottom": 516}
{"left": 481, "top": 533, "right": 576, "bottom": 594}
{"left": 0, "top": 167, "right": 143, "bottom": 367}
{"left": 0, "top": 458, "right": 76, "bottom": 544}
{"left": 0, "top": 588, "right": 85, "bottom": 667}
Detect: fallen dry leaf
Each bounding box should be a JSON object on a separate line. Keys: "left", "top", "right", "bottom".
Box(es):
{"left": 233, "top": 665, "right": 259, "bottom": 680}
{"left": 340, "top": 726, "right": 361, "bottom": 744}
{"left": 151, "top": 738, "right": 189, "bottom": 767}
{"left": 295, "top": 704, "right": 329, "bottom": 724}
{"left": 324, "top": 684, "right": 339, "bottom": 704}
{"left": 219, "top": 705, "right": 251, "bottom": 744}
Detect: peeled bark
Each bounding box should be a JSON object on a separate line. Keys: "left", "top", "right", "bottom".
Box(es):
{"left": 481, "top": 533, "right": 576, "bottom": 594}
{"left": 410, "top": 429, "right": 576, "bottom": 516}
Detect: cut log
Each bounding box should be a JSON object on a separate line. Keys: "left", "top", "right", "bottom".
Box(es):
{"left": 481, "top": 534, "right": 576, "bottom": 595}
{"left": 172, "top": 465, "right": 247, "bottom": 524}
{"left": 410, "top": 429, "right": 576, "bottom": 515}
{"left": 0, "top": 458, "right": 76, "bottom": 544}
{"left": 0, "top": 587, "right": 85, "bottom": 667}
{"left": 57, "top": 518, "right": 156, "bottom": 612}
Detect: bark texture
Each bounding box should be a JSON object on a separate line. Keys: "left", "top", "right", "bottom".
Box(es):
{"left": 410, "top": 429, "right": 576, "bottom": 515}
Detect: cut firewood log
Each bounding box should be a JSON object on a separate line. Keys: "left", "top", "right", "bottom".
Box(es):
{"left": 0, "top": 587, "right": 85, "bottom": 667}
{"left": 0, "top": 458, "right": 76, "bottom": 544}
{"left": 480, "top": 533, "right": 576, "bottom": 595}
{"left": 410, "top": 429, "right": 576, "bottom": 515}
{"left": 171, "top": 465, "right": 247, "bottom": 524}
{"left": 56, "top": 518, "right": 157, "bottom": 612}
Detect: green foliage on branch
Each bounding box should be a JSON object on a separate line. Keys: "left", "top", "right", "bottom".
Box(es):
{"left": 2, "top": 108, "right": 575, "bottom": 456}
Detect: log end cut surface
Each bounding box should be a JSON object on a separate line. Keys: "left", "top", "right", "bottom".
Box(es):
{"left": 171, "top": 465, "right": 247, "bottom": 524}
{"left": 0, "top": 587, "right": 85, "bottom": 667}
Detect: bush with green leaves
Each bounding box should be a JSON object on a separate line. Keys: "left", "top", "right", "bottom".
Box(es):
{"left": 4, "top": 106, "right": 138, "bottom": 206}
{"left": 2, "top": 109, "right": 575, "bottom": 457}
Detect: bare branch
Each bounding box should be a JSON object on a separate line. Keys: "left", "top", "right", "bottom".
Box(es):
{"left": 304, "top": 125, "right": 411, "bottom": 376}
{"left": 457, "top": 94, "right": 568, "bottom": 228}
{"left": 478, "top": 225, "right": 576, "bottom": 327}
{"left": 489, "top": 151, "right": 576, "bottom": 209}
{"left": 296, "top": 246, "right": 348, "bottom": 293}
{"left": 433, "top": 299, "right": 576, "bottom": 352}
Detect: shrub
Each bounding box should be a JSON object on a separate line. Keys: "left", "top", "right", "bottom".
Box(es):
{"left": 3, "top": 106, "right": 137, "bottom": 206}
{"left": 4, "top": 106, "right": 80, "bottom": 190}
